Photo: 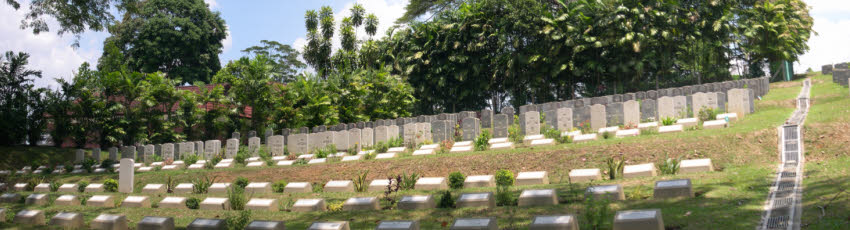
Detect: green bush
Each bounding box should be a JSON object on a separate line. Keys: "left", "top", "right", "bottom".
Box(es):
{"left": 496, "top": 185, "right": 516, "bottom": 206}
{"left": 606, "top": 156, "right": 625, "bottom": 180}
{"left": 698, "top": 107, "right": 720, "bottom": 122}
{"left": 225, "top": 210, "right": 252, "bottom": 230}
{"left": 658, "top": 154, "right": 680, "bottom": 175}
{"left": 233, "top": 177, "right": 249, "bottom": 189}
{"left": 103, "top": 179, "right": 118, "bottom": 192}
{"left": 581, "top": 195, "right": 612, "bottom": 229}
{"left": 99, "top": 159, "right": 116, "bottom": 169}
{"left": 192, "top": 175, "right": 217, "bottom": 194}
{"left": 353, "top": 170, "right": 369, "bottom": 192}
{"left": 81, "top": 158, "right": 98, "bottom": 173}
{"left": 399, "top": 172, "right": 419, "bottom": 190}
{"left": 234, "top": 148, "right": 250, "bottom": 165}
{"left": 601, "top": 131, "right": 612, "bottom": 139}
{"left": 272, "top": 180, "right": 287, "bottom": 193}
{"left": 508, "top": 122, "right": 523, "bottom": 144}
{"left": 448, "top": 172, "right": 465, "bottom": 189}
{"left": 327, "top": 201, "right": 344, "bottom": 212}
{"left": 437, "top": 190, "right": 455, "bottom": 208}
{"left": 185, "top": 197, "right": 200, "bottom": 209}
{"left": 183, "top": 154, "right": 199, "bottom": 166}
{"left": 76, "top": 181, "right": 89, "bottom": 193}
{"left": 374, "top": 142, "right": 389, "bottom": 154}
{"left": 661, "top": 117, "right": 677, "bottom": 126}
{"left": 495, "top": 169, "right": 514, "bottom": 187}
{"left": 49, "top": 181, "right": 60, "bottom": 192}
{"left": 227, "top": 186, "right": 247, "bottom": 210}
{"left": 258, "top": 148, "right": 274, "bottom": 166}
{"left": 473, "top": 130, "right": 491, "bottom": 151}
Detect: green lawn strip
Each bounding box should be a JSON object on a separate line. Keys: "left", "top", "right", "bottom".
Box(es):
{"left": 0, "top": 161, "right": 774, "bottom": 229}
{"left": 798, "top": 73, "right": 850, "bottom": 228}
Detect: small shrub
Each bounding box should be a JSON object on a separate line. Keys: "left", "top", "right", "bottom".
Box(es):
{"left": 658, "top": 155, "right": 681, "bottom": 175}
{"left": 374, "top": 142, "right": 389, "bottom": 154}
{"left": 227, "top": 186, "right": 247, "bottom": 210}
{"left": 389, "top": 137, "right": 404, "bottom": 148}
{"left": 312, "top": 182, "right": 323, "bottom": 193}
{"left": 581, "top": 195, "right": 612, "bottom": 229}
{"left": 183, "top": 154, "right": 199, "bottom": 166}
{"left": 272, "top": 180, "right": 287, "bottom": 193}
{"left": 698, "top": 107, "right": 720, "bottom": 122}
{"left": 49, "top": 181, "right": 60, "bottom": 192}
{"left": 103, "top": 179, "right": 118, "bottom": 192}
{"left": 605, "top": 156, "right": 625, "bottom": 180}
{"left": 63, "top": 163, "right": 74, "bottom": 173}
{"left": 225, "top": 210, "right": 252, "bottom": 230}
{"left": 165, "top": 175, "right": 176, "bottom": 193}
{"left": 81, "top": 158, "right": 98, "bottom": 173}
{"left": 626, "top": 185, "right": 650, "bottom": 200}
{"left": 661, "top": 116, "right": 677, "bottom": 126}
{"left": 99, "top": 159, "right": 116, "bottom": 169}
{"left": 438, "top": 139, "right": 453, "bottom": 154}
{"left": 508, "top": 123, "right": 523, "bottom": 144}
{"left": 496, "top": 185, "right": 516, "bottom": 206}
{"left": 258, "top": 148, "right": 274, "bottom": 166}
{"left": 327, "top": 201, "right": 344, "bottom": 212}
{"left": 76, "top": 181, "right": 89, "bottom": 192}
{"left": 601, "top": 131, "right": 612, "bottom": 139}
{"left": 363, "top": 152, "right": 376, "bottom": 160}
{"left": 234, "top": 148, "right": 250, "bottom": 165}
{"left": 399, "top": 172, "right": 419, "bottom": 190}
{"left": 353, "top": 170, "right": 369, "bottom": 192}
{"left": 495, "top": 169, "right": 514, "bottom": 187}
{"left": 205, "top": 155, "right": 223, "bottom": 169}
{"left": 473, "top": 130, "right": 490, "bottom": 151}
{"left": 437, "top": 190, "right": 455, "bottom": 208}
{"left": 192, "top": 175, "right": 217, "bottom": 194}
{"left": 233, "top": 177, "right": 249, "bottom": 189}
{"left": 448, "top": 172, "right": 465, "bottom": 189}
{"left": 153, "top": 154, "right": 163, "bottom": 163}
{"left": 25, "top": 177, "right": 43, "bottom": 191}
{"left": 185, "top": 197, "right": 200, "bottom": 209}
{"left": 293, "top": 158, "right": 308, "bottom": 165}
{"left": 314, "top": 145, "right": 335, "bottom": 158}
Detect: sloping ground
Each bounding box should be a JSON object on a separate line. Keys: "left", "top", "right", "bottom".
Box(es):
{"left": 0, "top": 77, "right": 811, "bottom": 229}
{"left": 799, "top": 74, "right": 850, "bottom": 229}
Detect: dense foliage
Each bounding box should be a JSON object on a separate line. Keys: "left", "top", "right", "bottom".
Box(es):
{"left": 0, "top": 0, "right": 814, "bottom": 148}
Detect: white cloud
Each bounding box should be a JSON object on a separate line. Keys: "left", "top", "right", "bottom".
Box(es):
{"left": 795, "top": 0, "right": 850, "bottom": 73}
{"left": 0, "top": 3, "right": 102, "bottom": 89}
{"left": 204, "top": 0, "right": 219, "bottom": 10}
{"left": 291, "top": 0, "right": 409, "bottom": 72}
{"left": 222, "top": 29, "right": 233, "bottom": 53}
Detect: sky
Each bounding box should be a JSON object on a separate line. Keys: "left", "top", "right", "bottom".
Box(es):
{"left": 0, "top": 0, "right": 847, "bottom": 89}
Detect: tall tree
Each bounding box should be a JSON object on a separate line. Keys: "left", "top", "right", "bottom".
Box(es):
{"left": 303, "top": 6, "right": 336, "bottom": 78}
{"left": 0, "top": 51, "right": 42, "bottom": 145}
{"left": 5, "top": 0, "right": 139, "bottom": 46}
{"left": 213, "top": 55, "right": 278, "bottom": 136}
{"left": 99, "top": 0, "right": 227, "bottom": 83}
{"left": 739, "top": 0, "right": 814, "bottom": 78}
{"left": 241, "top": 40, "right": 306, "bottom": 83}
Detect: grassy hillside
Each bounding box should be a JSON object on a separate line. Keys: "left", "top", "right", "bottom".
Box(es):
{"left": 0, "top": 76, "right": 829, "bottom": 229}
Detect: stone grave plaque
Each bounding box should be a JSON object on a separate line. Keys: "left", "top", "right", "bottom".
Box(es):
{"left": 520, "top": 111, "right": 540, "bottom": 135}
{"left": 348, "top": 129, "right": 361, "bottom": 150}
{"left": 361, "top": 128, "right": 374, "bottom": 148}
{"left": 308, "top": 221, "right": 348, "bottom": 230}
{"left": 398, "top": 195, "right": 435, "bottom": 210}
{"left": 287, "top": 134, "right": 309, "bottom": 154}
{"left": 613, "top": 209, "right": 664, "bottom": 230}
{"left": 119, "top": 159, "right": 134, "bottom": 193}
{"left": 672, "top": 96, "right": 688, "bottom": 118}
{"left": 585, "top": 184, "right": 625, "bottom": 201}
{"left": 109, "top": 147, "right": 118, "bottom": 161}
{"left": 402, "top": 123, "right": 416, "bottom": 145}
{"left": 376, "top": 220, "right": 418, "bottom": 230}
{"left": 653, "top": 179, "right": 693, "bottom": 199}
{"left": 462, "top": 118, "right": 480, "bottom": 141}
{"left": 188, "top": 218, "right": 226, "bottom": 229}
{"left": 640, "top": 99, "right": 657, "bottom": 122}
{"left": 248, "top": 137, "right": 260, "bottom": 156}
{"left": 451, "top": 218, "right": 497, "bottom": 230}
{"left": 375, "top": 126, "right": 389, "bottom": 144}
{"left": 605, "top": 102, "right": 624, "bottom": 127}
{"left": 480, "top": 109, "right": 493, "bottom": 128}
{"left": 245, "top": 220, "right": 286, "bottom": 230}
{"left": 268, "top": 135, "right": 284, "bottom": 155}
{"left": 195, "top": 141, "right": 204, "bottom": 156}
{"left": 492, "top": 114, "right": 509, "bottom": 138}
{"left": 308, "top": 133, "right": 322, "bottom": 151}
{"left": 501, "top": 107, "right": 514, "bottom": 122}
{"left": 590, "top": 104, "right": 607, "bottom": 131}
{"left": 518, "top": 189, "right": 557, "bottom": 206}
{"left": 431, "top": 120, "right": 449, "bottom": 143}
{"left": 204, "top": 140, "right": 220, "bottom": 159}
{"left": 138, "top": 216, "right": 175, "bottom": 230}
{"left": 334, "top": 130, "right": 349, "bottom": 151}
{"left": 727, "top": 88, "right": 750, "bottom": 117}
{"left": 656, "top": 97, "right": 675, "bottom": 119}
{"left": 142, "top": 145, "right": 154, "bottom": 163}
{"left": 161, "top": 143, "right": 174, "bottom": 161}
{"left": 623, "top": 100, "right": 640, "bottom": 126}
{"left": 530, "top": 215, "right": 577, "bottom": 230}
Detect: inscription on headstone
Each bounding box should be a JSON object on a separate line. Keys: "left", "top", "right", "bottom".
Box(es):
{"left": 225, "top": 138, "right": 239, "bottom": 158}
{"left": 623, "top": 100, "right": 640, "bottom": 126}
{"left": 161, "top": 143, "right": 174, "bottom": 161}
{"left": 492, "top": 114, "right": 509, "bottom": 138}
{"left": 461, "top": 118, "right": 480, "bottom": 141}
{"left": 520, "top": 111, "right": 540, "bottom": 135}
{"left": 480, "top": 109, "right": 493, "bottom": 128}
{"left": 544, "top": 108, "right": 573, "bottom": 131}
{"left": 361, "top": 128, "right": 374, "bottom": 148}
{"left": 605, "top": 102, "right": 624, "bottom": 127}
{"left": 287, "top": 134, "right": 309, "bottom": 154}
{"left": 248, "top": 137, "right": 260, "bottom": 156}
{"left": 204, "top": 140, "right": 221, "bottom": 159}
{"left": 590, "top": 104, "right": 607, "bottom": 131}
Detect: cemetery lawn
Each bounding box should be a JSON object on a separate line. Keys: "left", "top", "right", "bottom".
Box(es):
{"left": 799, "top": 73, "right": 850, "bottom": 229}
{"left": 0, "top": 76, "right": 825, "bottom": 229}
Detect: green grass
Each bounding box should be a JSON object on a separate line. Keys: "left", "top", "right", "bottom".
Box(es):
{"left": 799, "top": 73, "right": 850, "bottom": 229}
{"left": 0, "top": 78, "right": 817, "bottom": 229}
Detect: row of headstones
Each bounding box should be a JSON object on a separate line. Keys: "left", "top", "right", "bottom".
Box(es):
{"left": 826, "top": 63, "right": 850, "bottom": 87}
{"left": 5, "top": 208, "right": 670, "bottom": 230}
{"left": 69, "top": 77, "right": 764, "bottom": 164}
